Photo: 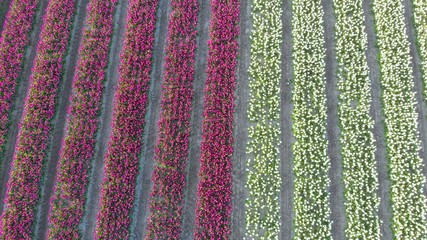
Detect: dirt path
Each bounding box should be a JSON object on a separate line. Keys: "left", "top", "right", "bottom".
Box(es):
{"left": 0, "top": 0, "right": 10, "bottom": 34}
{"left": 179, "top": 0, "right": 210, "bottom": 239}
{"left": 402, "top": 0, "right": 427, "bottom": 202}
{"left": 280, "top": 0, "right": 294, "bottom": 238}
{"left": 362, "top": 0, "right": 393, "bottom": 238}
{"left": 31, "top": 0, "right": 90, "bottom": 238}
{"left": 321, "top": 0, "right": 346, "bottom": 239}
{"left": 79, "top": 0, "right": 129, "bottom": 238}
{"left": 0, "top": 0, "right": 48, "bottom": 217}
{"left": 229, "top": 0, "right": 249, "bottom": 238}
{"left": 129, "top": 0, "right": 170, "bottom": 238}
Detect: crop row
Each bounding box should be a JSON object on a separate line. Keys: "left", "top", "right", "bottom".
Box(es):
{"left": 0, "top": 0, "right": 76, "bottom": 238}
{"left": 145, "top": 0, "right": 198, "bottom": 239}
{"left": 193, "top": 0, "right": 240, "bottom": 239}
{"left": 333, "top": 0, "right": 381, "bottom": 238}
{"left": 47, "top": 0, "right": 118, "bottom": 238}
{"left": 291, "top": 0, "right": 331, "bottom": 238}
{"left": 413, "top": 0, "right": 427, "bottom": 99}
{"left": 94, "top": 0, "right": 159, "bottom": 238}
{"left": 372, "top": 0, "right": 427, "bottom": 238}
{"left": 0, "top": 0, "right": 40, "bottom": 160}
{"left": 245, "top": 0, "right": 282, "bottom": 238}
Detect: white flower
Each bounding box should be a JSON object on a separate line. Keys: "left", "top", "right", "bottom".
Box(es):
{"left": 291, "top": 0, "right": 332, "bottom": 239}
{"left": 372, "top": 0, "right": 427, "bottom": 238}
{"left": 245, "top": 0, "right": 282, "bottom": 239}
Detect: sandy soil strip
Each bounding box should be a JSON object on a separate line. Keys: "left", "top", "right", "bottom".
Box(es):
{"left": 402, "top": 0, "right": 427, "bottom": 202}
{"left": 321, "top": 0, "right": 346, "bottom": 239}
{"left": 30, "top": 0, "right": 90, "bottom": 238}
{"left": 0, "top": 0, "right": 49, "bottom": 217}
{"left": 280, "top": 0, "right": 295, "bottom": 238}
{"left": 362, "top": 0, "right": 393, "bottom": 238}
{"left": 0, "top": 0, "right": 10, "bottom": 34}
{"left": 129, "top": 0, "right": 170, "bottom": 238}
{"left": 230, "top": 0, "right": 249, "bottom": 238}
{"left": 179, "top": 0, "right": 210, "bottom": 239}
{"left": 78, "top": 0, "right": 129, "bottom": 238}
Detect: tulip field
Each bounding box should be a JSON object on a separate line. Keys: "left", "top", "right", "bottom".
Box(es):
{"left": 0, "top": 0, "right": 426, "bottom": 239}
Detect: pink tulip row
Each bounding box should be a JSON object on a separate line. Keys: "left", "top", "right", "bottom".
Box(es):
{"left": 0, "top": 0, "right": 40, "bottom": 159}
{"left": 194, "top": 0, "right": 240, "bottom": 239}
{"left": 0, "top": 0, "right": 76, "bottom": 239}
{"left": 146, "top": 0, "right": 199, "bottom": 238}
{"left": 46, "top": 0, "right": 117, "bottom": 239}
{"left": 94, "top": 0, "right": 159, "bottom": 239}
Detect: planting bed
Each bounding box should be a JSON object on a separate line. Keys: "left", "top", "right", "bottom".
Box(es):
{"left": 145, "top": 0, "right": 199, "bottom": 238}
{"left": 47, "top": 0, "right": 117, "bottom": 238}
{"left": 333, "top": 0, "right": 381, "bottom": 238}
{"left": 0, "top": 0, "right": 425, "bottom": 239}
{"left": 96, "top": 0, "right": 158, "bottom": 238}
{"left": 372, "top": 0, "right": 427, "bottom": 238}
{"left": 0, "top": 0, "right": 40, "bottom": 160}
{"left": 0, "top": 0, "right": 75, "bottom": 238}
{"left": 193, "top": 0, "right": 240, "bottom": 239}
{"left": 245, "top": 0, "right": 282, "bottom": 239}
{"left": 291, "top": 0, "right": 331, "bottom": 238}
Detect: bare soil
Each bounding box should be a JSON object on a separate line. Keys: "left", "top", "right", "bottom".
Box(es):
{"left": 230, "top": 0, "right": 250, "bottom": 238}
{"left": 179, "top": 0, "right": 210, "bottom": 239}
{"left": 129, "top": 0, "right": 170, "bottom": 238}
{"left": 32, "top": 0, "right": 90, "bottom": 238}
{"left": 79, "top": 0, "right": 129, "bottom": 238}
{"left": 402, "top": 0, "right": 427, "bottom": 203}
{"left": 280, "top": 0, "right": 295, "bottom": 238}
{"left": 362, "top": 0, "right": 393, "bottom": 238}
{"left": 321, "top": 0, "right": 346, "bottom": 239}
{"left": 0, "top": 0, "right": 49, "bottom": 217}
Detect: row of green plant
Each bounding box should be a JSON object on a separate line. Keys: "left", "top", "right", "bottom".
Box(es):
{"left": 245, "top": 0, "right": 283, "bottom": 239}
{"left": 333, "top": 0, "right": 381, "bottom": 238}
{"left": 372, "top": 0, "right": 427, "bottom": 238}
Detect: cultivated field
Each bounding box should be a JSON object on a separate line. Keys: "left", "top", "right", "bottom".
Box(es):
{"left": 0, "top": 0, "right": 426, "bottom": 239}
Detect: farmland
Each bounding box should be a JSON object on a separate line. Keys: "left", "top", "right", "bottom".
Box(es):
{"left": 0, "top": 0, "right": 426, "bottom": 239}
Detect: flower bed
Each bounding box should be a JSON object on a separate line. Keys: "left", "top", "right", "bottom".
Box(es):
{"left": 245, "top": 0, "right": 282, "bottom": 238}
{"left": 193, "top": 0, "right": 240, "bottom": 239}
{"left": 94, "top": 0, "right": 159, "bottom": 238}
{"left": 145, "top": 0, "right": 198, "bottom": 238}
{"left": 0, "top": 0, "right": 40, "bottom": 160}
{"left": 291, "top": 0, "right": 331, "bottom": 238}
{"left": 372, "top": 0, "right": 427, "bottom": 238}
{"left": 413, "top": 0, "right": 427, "bottom": 98}
{"left": 0, "top": 0, "right": 76, "bottom": 238}
{"left": 333, "top": 0, "right": 381, "bottom": 238}
{"left": 47, "top": 0, "right": 117, "bottom": 238}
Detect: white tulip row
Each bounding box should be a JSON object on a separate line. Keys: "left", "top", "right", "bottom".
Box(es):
{"left": 333, "top": 0, "right": 381, "bottom": 239}
{"left": 291, "top": 0, "right": 332, "bottom": 239}
{"left": 245, "top": 0, "right": 282, "bottom": 238}
{"left": 413, "top": 0, "right": 427, "bottom": 98}
{"left": 372, "top": 0, "right": 427, "bottom": 238}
